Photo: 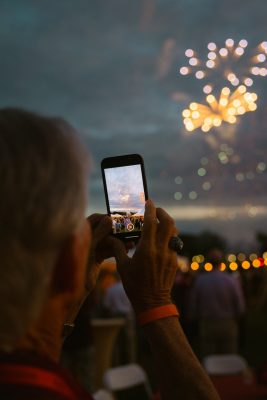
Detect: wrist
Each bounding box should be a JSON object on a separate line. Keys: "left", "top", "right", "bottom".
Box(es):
{"left": 137, "top": 304, "right": 179, "bottom": 326}
{"left": 131, "top": 294, "right": 172, "bottom": 315}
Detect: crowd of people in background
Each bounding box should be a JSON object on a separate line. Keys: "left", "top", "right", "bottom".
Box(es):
{"left": 62, "top": 245, "right": 267, "bottom": 394}
{"left": 112, "top": 214, "right": 144, "bottom": 233}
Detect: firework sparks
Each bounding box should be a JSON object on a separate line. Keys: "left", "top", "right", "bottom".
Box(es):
{"left": 173, "top": 148, "right": 266, "bottom": 203}
{"left": 179, "top": 39, "right": 267, "bottom": 93}
{"left": 182, "top": 85, "right": 257, "bottom": 132}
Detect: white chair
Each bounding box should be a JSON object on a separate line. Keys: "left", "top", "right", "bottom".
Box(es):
{"left": 91, "top": 318, "right": 126, "bottom": 390}
{"left": 202, "top": 354, "right": 249, "bottom": 375}
{"left": 93, "top": 389, "right": 114, "bottom": 400}
{"left": 103, "top": 363, "right": 153, "bottom": 399}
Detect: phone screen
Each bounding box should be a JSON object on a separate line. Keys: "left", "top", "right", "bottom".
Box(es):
{"left": 103, "top": 164, "right": 146, "bottom": 236}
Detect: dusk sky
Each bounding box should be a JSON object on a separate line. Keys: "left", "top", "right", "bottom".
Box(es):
{"left": 1, "top": 0, "right": 267, "bottom": 249}
{"left": 104, "top": 165, "right": 145, "bottom": 212}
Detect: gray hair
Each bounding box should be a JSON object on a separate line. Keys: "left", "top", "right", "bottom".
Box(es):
{"left": 0, "top": 108, "right": 90, "bottom": 346}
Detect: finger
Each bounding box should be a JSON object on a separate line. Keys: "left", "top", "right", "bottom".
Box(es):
{"left": 85, "top": 262, "right": 102, "bottom": 292}
{"left": 87, "top": 213, "right": 108, "bottom": 229}
{"left": 91, "top": 215, "right": 112, "bottom": 246}
{"left": 156, "top": 207, "right": 178, "bottom": 247}
{"left": 138, "top": 199, "right": 157, "bottom": 248}
{"left": 108, "top": 237, "right": 130, "bottom": 268}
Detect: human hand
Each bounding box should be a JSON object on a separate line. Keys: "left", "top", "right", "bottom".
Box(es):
{"left": 111, "top": 200, "right": 179, "bottom": 314}
{"left": 85, "top": 214, "right": 112, "bottom": 292}
{"left": 86, "top": 214, "right": 136, "bottom": 293}
{"left": 63, "top": 214, "right": 115, "bottom": 327}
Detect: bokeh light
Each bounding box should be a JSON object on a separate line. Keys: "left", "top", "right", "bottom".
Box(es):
{"left": 182, "top": 86, "right": 258, "bottom": 132}
{"left": 229, "top": 262, "right": 238, "bottom": 271}
{"left": 252, "top": 259, "right": 261, "bottom": 268}
{"left": 228, "top": 254, "right": 236, "bottom": 262}
{"left": 242, "top": 260, "right": 250, "bottom": 270}
{"left": 220, "top": 263, "right": 227, "bottom": 271}
{"left": 204, "top": 262, "right": 213, "bottom": 271}
{"left": 180, "top": 38, "right": 267, "bottom": 95}
{"left": 174, "top": 192, "right": 183, "bottom": 200}
{"left": 191, "top": 262, "right": 199, "bottom": 271}
{"left": 249, "top": 253, "right": 258, "bottom": 261}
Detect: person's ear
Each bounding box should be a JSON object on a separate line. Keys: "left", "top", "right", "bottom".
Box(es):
{"left": 50, "top": 220, "right": 91, "bottom": 300}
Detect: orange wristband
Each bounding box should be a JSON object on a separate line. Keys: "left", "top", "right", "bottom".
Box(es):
{"left": 137, "top": 304, "right": 179, "bottom": 326}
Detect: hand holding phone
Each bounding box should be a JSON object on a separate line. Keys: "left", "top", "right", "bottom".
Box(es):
{"left": 101, "top": 154, "right": 148, "bottom": 240}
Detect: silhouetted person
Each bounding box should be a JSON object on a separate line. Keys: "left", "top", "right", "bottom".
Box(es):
{"left": 189, "top": 248, "right": 245, "bottom": 357}
{"left": 0, "top": 108, "right": 220, "bottom": 400}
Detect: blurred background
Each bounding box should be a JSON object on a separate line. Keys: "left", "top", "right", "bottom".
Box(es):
{"left": 1, "top": 0, "right": 267, "bottom": 251}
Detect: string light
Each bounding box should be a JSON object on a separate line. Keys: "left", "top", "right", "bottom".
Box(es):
{"left": 204, "top": 263, "right": 213, "bottom": 271}
{"left": 252, "top": 259, "right": 261, "bottom": 268}
{"left": 191, "top": 262, "right": 199, "bottom": 271}
{"left": 229, "top": 262, "right": 238, "bottom": 271}
{"left": 220, "top": 263, "right": 227, "bottom": 271}
{"left": 187, "top": 253, "right": 267, "bottom": 271}
{"left": 242, "top": 261, "right": 250, "bottom": 269}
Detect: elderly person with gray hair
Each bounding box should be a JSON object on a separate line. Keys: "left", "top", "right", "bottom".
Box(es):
{"left": 0, "top": 108, "right": 220, "bottom": 400}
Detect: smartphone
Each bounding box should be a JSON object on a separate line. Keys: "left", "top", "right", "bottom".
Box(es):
{"left": 101, "top": 154, "right": 148, "bottom": 240}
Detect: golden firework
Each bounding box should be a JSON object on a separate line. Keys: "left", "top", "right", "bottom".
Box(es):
{"left": 182, "top": 85, "right": 257, "bottom": 132}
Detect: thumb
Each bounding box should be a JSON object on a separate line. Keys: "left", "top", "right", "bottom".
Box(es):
{"left": 88, "top": 215, "right": 112, "bottom": 245}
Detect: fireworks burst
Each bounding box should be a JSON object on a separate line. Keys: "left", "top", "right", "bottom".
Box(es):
{"left": 182, "top": 85, "right": 257, "bottom": 132}
{"left": 180, "top": 39, "right": 267, "bottom": 93}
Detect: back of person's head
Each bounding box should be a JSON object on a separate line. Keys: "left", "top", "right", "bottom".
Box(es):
{"left": 0, "top": 108, "right": 89, "bottom": 348}
{"left": 205, "top": 247, "right": 224, "bottom": 269}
